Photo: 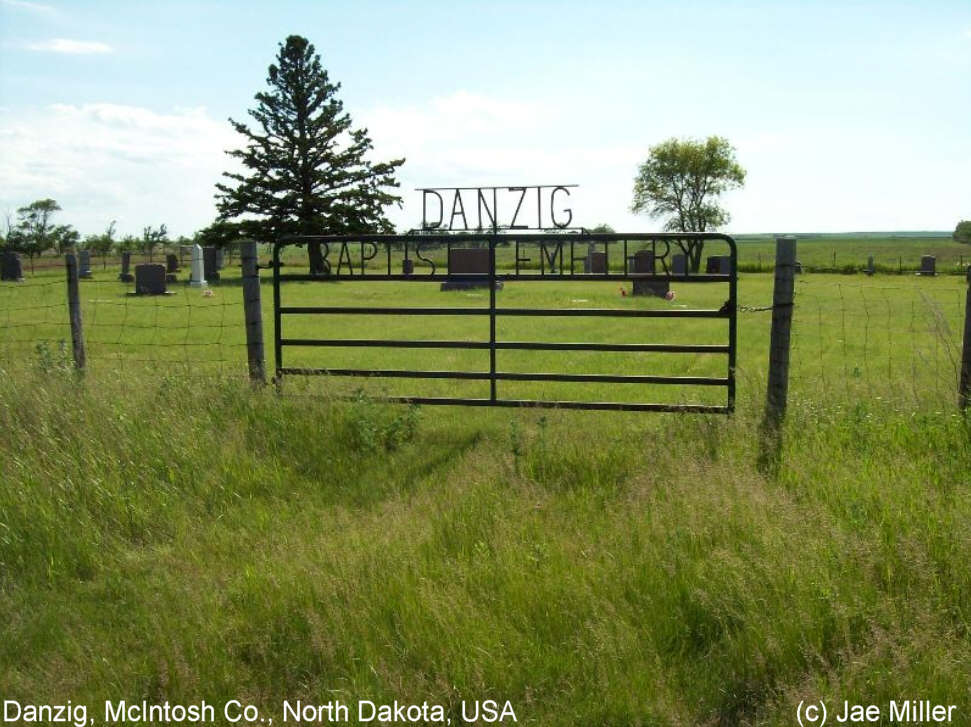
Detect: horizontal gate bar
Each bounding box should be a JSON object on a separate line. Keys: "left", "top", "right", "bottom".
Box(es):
{"left": 375, "top": 396, "right": 731, "bottom": 413}
{"left": 281, "top": 306, "right": 488, "bottom": 316}
{"left": 282, "top": 338, "right": 489, "bottom": 349}
{"left": 279, "top": 306, "right": 729, "bottom": 318}
{"left": 276, "top": 367, "right": 729, "bottom": 385}
{"left": 499, "top": 308, "right": 728, "bottom": 318}
{"left": 280, "top": 338, "right": 730, "bottom": 353}
{"left": 279, "top": 367, "right": 488, "bottom": 380}
{"left": 275, "top": 273, "right": 731, "bottom": 283}
{"left": 496, "top": 342, "right": 729, "bottom": 352}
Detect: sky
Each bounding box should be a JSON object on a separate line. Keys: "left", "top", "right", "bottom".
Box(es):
{"left": 1, "top": 0, "right": 969, "bottom": 238}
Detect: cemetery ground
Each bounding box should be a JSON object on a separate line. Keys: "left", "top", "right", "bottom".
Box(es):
{"left": 1, "top": 252, "right": 969, "bottom": 725}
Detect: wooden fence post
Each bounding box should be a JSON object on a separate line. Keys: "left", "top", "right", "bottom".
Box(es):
{"left": 959, "top": 266, "right": 971, "bottom": 411}
{"left": 65, "top": 253, "right": 86, "bottom": 371}
{"left": 765, "top": 236, "right": 797, "bottom": 425}
{"left": 241, "top": 240, "right": 265, "bottom": 385}
{"left": 758, "top": 236, "right": 797, "bottom": 472}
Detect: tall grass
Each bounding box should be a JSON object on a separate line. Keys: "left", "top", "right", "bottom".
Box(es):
{"left": 1, "top": 354, "right": 968, "bottom": 725}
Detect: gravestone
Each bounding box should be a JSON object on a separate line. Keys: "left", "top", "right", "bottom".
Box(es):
{"left": 865, "top": 255, "right": 875, "bottom": 276}
{"left": 402, "top": 258, "right": 414, "bottom": 275}
{"left": 440, "top": 248, "right": 501, "bottom": 290}
{"left": 705, "top": 255, "right": 732, "bottom": 274}
{"left": 631, "top": 250, "right": 669, "bottom": 298}
{"left": 78, "top": 249, "right": 93, "bottom": 278}
{"left": 134, "top": 264, "right": 167, "bottom": 295}
{"left": 672, "top": 253, "right": 687, "bottom": 276}
{"left": 919, "top": 255, "right": 936, "bottom": 276}
{"left": 1, "top": 250, "right": 24, "bottom": 281}
{"left": 189, "top": 244, "right": 207, "bottom": 287}
{"left": 584, "top": 251, "right": 607, "bottom": 274}
{"left": 203, "top": 246, "right": 220, "bottom": 282}
{"left": 179, "top": 245, "right": 193, "bottom": 266}
{"left": 215, "top": 247, "right": 225, "bottom": 270}
{"left": 165, "top": 253, "right": 179, "bottom": 282}
{"left": 119, "top": 251, "right": 134, "bottom": 282}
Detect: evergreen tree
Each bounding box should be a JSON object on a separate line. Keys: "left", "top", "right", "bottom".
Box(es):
{"left": 216, "top": 35, "right": 404, "bottom": 274}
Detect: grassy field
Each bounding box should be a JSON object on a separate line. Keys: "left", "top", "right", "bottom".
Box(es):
{"left": 1, "top": 241, "right": 969, "bottom": 725}
{"left": 733, "top": 235, "right": 970, "bottom": 273}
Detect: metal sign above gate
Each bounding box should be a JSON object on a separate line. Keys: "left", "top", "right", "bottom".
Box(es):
{"left": 418, "top": 184, "right": 578, "bottom": 232}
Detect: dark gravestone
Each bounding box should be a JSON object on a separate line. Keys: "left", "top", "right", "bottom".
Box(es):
{"left": 706, "top": 255, "right": 732, "bottom": 274}
{"left": 119, "top": 251, "right": 134, "bottom": 282}
{"left": 165, "top": 253, "right": 179, "bottom": 283}
{"left": 203, "top": 246, "right": 220, "bottom": 282}
{"left": 584, "top": 251, "right": 607, "bottom": 274}
{"left": 134, "top": 264, "right": 167, "bottom": 295}
{"left": 631, "top": 250, "right": 669, "bottom": 297}
{"left": 440, "top": 248, "right": 501, "bottom": 290}
{"left": 865, "top": 255, "right": 875, "bottom": 276}
{"left": 78, "top": 250, "right": 93, "bottom": 278}
{"left": 672, "top": 253, "right": 687, "bottom": 276}
{"left": 919, "top": 255, "right": 936, "bottom": 276}
{"left": 215, "top": 247, "right": 225, "bottom": 270}
{"left": 1, "top": 250, "right": 24, "bottom": 281}
{"left": 402, "top": 258, "right": 414, "bottom": 275}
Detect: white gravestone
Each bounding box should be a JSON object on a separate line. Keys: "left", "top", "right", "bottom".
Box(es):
{"left": 189, "top": 244, "right": 207, "bottom": 287}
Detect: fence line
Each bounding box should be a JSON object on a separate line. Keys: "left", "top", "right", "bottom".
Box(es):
{"left": 787, "top": 277, "right": 968, "bottom": 411}
{"left": 1, "top": 247, "right": 969, "bottom": 413}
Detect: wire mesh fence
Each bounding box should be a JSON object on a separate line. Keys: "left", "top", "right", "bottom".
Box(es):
{"left": 0, "top": 245, "right": 969, "bottom": 413}
{"left": 787, "top": 276, "right": 967, "bottom": 411}
{"left": 0, "top": 245, "right": 249, "bottom": 378}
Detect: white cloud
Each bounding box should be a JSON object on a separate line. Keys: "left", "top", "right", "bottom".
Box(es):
{"left": 0, "top": 103, "right": 241, "bottom": 236}
{"left": 0, "top": 0, "right": 57, "bottom": 16}
{"left": 361, "top": 91, "right": 648, "bottom": 231}
{"left": 26, "top": 38, "right": 113, "bottom": 54}
{"left": 361, "top": 91, "right": 969, "bottom": 233}
{"left": 1, "top": 94, "right": 964, "bottom": 239}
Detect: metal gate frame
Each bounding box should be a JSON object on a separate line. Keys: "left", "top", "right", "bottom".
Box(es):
{"left": 272, "top": 232, "right": 737, "bottom": 413}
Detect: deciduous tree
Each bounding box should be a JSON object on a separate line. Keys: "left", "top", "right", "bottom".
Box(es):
{"left": 141, "top": 224, "right": 168, "bottom": 261}
{"left": 7, "top": 198, "right": 79, "bottom": 271}
{"left": 631, "top": 136, "right": 745, "bottom": 271}
{"left": 954, "top": 220, "right": 971, "bottom": 245}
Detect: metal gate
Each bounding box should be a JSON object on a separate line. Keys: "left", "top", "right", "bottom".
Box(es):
{"left": 272, "top": 232, "right": 737, "bottom": 413}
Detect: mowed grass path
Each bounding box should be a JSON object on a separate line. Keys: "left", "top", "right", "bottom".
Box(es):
{"left": 1, "top": 252, "right": 969, "bottom": 725}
